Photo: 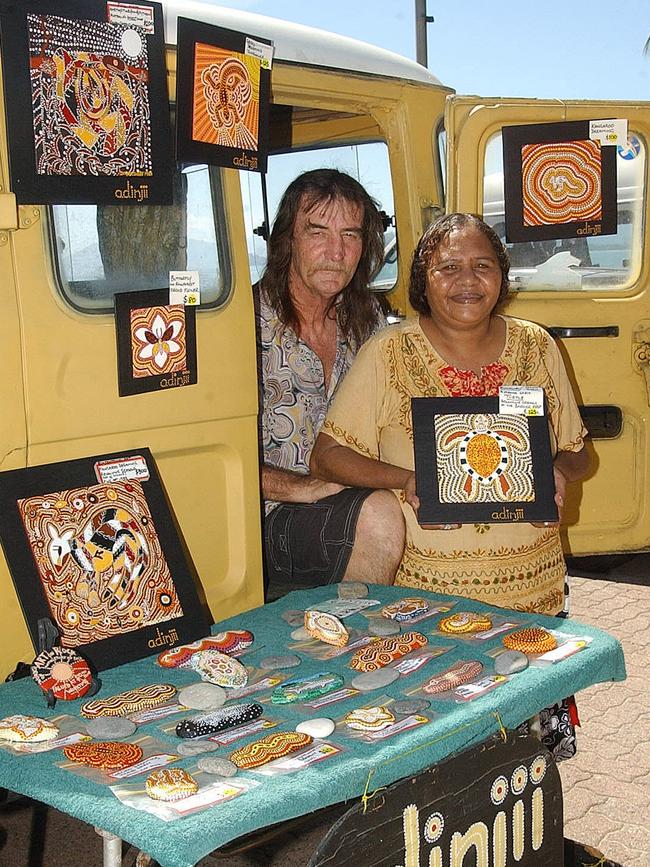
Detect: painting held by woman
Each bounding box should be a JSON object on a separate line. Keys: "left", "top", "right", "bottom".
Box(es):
{"left": 310, "top": 213, "right": 590, "bottom": 615}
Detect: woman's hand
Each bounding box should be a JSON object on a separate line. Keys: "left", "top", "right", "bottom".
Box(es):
{"left": 404, "top": 472, "right": 460, "bottom": 529}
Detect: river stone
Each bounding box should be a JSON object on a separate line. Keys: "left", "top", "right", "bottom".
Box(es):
{"left": 351, "top": 667, "right": 400, "bottom": 691}
{"left": 393, "top": 698, "right": 431, "bottom": 715}
{"left": 177, "top": 740, "right": 221, "bottom": 757}
{"left": 197, "top": 756, "right": 238, "bottom": 777}
{"left": 259, "top": 654, "right": 301, "bottom": 670}
{"left": 290, "top": 626, "right": 310, "bottom": 641}
{"left": 282, "top": 610, "right": 305, "bottom": 627}
{"left": 337, "top": 582, "right": 369, "bottom": 599}
{"left": 369, "top": 619, "right": 401, "bottom": 637}
{"left": 178, "top": 683, "right": 226, "bottom": 711}
{"left": 296, "top": 717, "right": 335, "bottom": 738}
{"left": 85, "top": 717, "right": 137, "bottom": 739}
{"left": 495, "top": 650, "right": 529, "bottom": 676}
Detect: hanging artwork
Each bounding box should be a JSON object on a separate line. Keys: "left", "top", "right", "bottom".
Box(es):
{"left": 0, "top": 0, "right": 173, "bottom": 204}
{"left": 175, "top": 17, "right": 272, "bottom": 173}
{"left": 114, "top": 289, "right": 198, "bottom": 396}
{"left": 502, "top": 120, "right": 617, "bottom": 242}
{"left": 412, "top": 397, "right": 557, "bottom": 525}
{"left": 0, "top": 449, "right": 209, "bottom": 670}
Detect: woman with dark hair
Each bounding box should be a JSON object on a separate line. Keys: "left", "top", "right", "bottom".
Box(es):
{"left": 311, "top": 213, "right": 590, "bottom": 614}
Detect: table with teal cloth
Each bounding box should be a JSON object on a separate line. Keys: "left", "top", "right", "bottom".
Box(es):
{"left": 0, "top": 585, "right": 626, "bottom": 867}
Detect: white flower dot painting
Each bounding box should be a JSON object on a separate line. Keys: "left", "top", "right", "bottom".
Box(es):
{"left": 130, "top": 305, "right": 187, "bottom": 378}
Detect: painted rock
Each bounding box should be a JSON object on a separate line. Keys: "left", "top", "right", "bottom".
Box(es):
{"left": 64, "top": 741, "right": 143, "bottom": 770}
{"left": 146, "top": 768, "right": 198, "bottom": 802}
{"left": 437, "top": 611, "right": 493, "bottom": 635}
{"left": 157, "top": 630, "right": 254, "bottom": 668}
{"left": 381, "top": 598, "right": 429, "bottom": 622}
{"left": 178, "top": 683, "right": 226, "bottom": 711}
{"left": 230, "top": 731, "right": 312, "bottom": 769}
{"left": 282, "top": 610, "right": 306, "bottom": 627}
{"left": 85, "top": 717, "right": 137, "bottom": 740}
{"left": 351, "top": 667, "right": 400, "bottom": 692}
{"left": 0, "top": 714, "right": 59, "bottom": 743}
{"left": 177, "top": 740, "right": 221, "bottom": 757}
{"left": 258, "top": 654, "right": 301, "bottom": 670}
{"left": 81, "top": 684, "right": 176, "bottom": 719}
{"left": 369, "top": 619, "right": 401, "bottom": 637}
{"left": 337, "top": 582, "right": 369, "bottom": 599}
{"left": 422, "top": 660, "right": 484, "bottom": 695}
{"left": 345, "top": 706, "right": 395, "bottom": 732}
{"left": 175, "top": 702, "right": 263, "bottom": 739}
{"left": 349, "top": 632, "right": 428, "bottom": 672}
{"left": 31, "top": 646, "right": 92, "bottom": 701}
{"left": 502, "top": 627, "right": 558, "bottom": 655}
{"left": 191, "top": 650, "right": 248, "bottom": 689}
{"left": 393, "top": 698, "right": 431, "bottom": 715}
{"left": 296, "top": 717, "right": 335, "bottom": 738}
{"left": 271, "top": 671, "right": 344, "bottom": 704}
{"left": 197, "top": 756, "right": 238, "bottom": 777}
{"left": 290, "top": 626, "right": 310, "bottom": 641}
{"left": 304, "top": 610, "right": 349, "bottom": 646}
{"left": 495, "top": 650, "right": 529, "bottom": 676}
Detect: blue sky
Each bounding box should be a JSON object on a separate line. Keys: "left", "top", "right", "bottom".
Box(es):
{"left": 206, "top": 0, "right": 650, "bottom": 101}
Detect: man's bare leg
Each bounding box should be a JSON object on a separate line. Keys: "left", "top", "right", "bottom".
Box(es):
{"left": 342, "top": 489, "right": 404, "bottom": 585}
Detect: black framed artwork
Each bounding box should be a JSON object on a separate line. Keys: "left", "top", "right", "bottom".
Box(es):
{"left": 114, "top": 289, "right": 198, "bottom": 396}
{"left": 175, "top": 16, "right": 272, "bottom": 173}
{"left": 412, "top": 397, "right": 558, "bottom": 526}
{"left": 502, "top": 120, "right": 617, "bottom": 243}
{"left": 0, "top": 449, "right": 209, "bottom": 670}
{"left": 0, "top": 0, "right": 173, "bottom": 205}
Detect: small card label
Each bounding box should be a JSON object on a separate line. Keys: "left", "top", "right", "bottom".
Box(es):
{"left": 304, "top": 687, "right": 360, "bottom": 708}
{"left": 94, "top": 455, "right": 150, "bottom": 484}
{"left": 245, "top": 37, "right": 274, "bottom": 69}
{"left": 226, "top": 676, "right": 283, "bottom": 700}
{"left": 365, "top": 714, "right": 428, "bottom": 741}
{"left": 308, "top": 599, "right": 380, "bottom": 618}
{"left": 209, "top": 718, "right": 277, "bottom": 745}
{"left": 169, "top": 271, "right": 200, "bottom": 306}
{"left": 589, "top": 119, "right": 628, "bottom": 146}
{"left": 107, "top": 2, "right": 154, "bottom": 33}
{"left": 130, "top": 703, "right": 185, "bottom": 724}
{"left": 393, "top": 647, "right": 450, "bottom": 675}
{"left": 473, "top": 621, "right": 519, "bottom": 641}
{"left": 109, "top": 752, "right": 179, "bottom": 780}
{"left": 498, "top": 385, "right": 545, "bottom": 416}
{"left": 256, "top": 741, "right": 340, "bottom": 772}
{"left": 170, "top": 780, "right": 256, "bottom": 814}
{"left": 455, "top": 675, "right": 507, "bottom": 701}
{"left": 318, "top": 635, "right": 373, "bottom": 660}
{"left": 536, "top": 634, "right": 592, "bottom": 663}
{"left": 15, "top": 731, "right": 90, "bottom": 753}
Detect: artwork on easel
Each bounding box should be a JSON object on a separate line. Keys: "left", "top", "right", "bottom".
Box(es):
{"left": 175, "top": 16, "right": 272, "bottom": 173}
{"left": 0, "top": 449, "right": 209, "bottom": 670}
{"left": 0, "top": 0, "right": 173, "bottom": 204}
{"left": 412, "top": 396, "right": 557, "bottom": 525}
{"left": 502, "top": 120, "right": 617, "bottom": 243}
{"left": 114, "top": 289, "right": 198, "bottom": 396}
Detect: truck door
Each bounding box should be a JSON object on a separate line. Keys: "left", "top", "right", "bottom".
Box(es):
{"left": 445, "top": 96, "right": 650, "bottom": 556}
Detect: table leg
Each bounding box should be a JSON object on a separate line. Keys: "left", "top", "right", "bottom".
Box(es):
{"left": 94, "top": 826, "right": 122, "bottom": 867}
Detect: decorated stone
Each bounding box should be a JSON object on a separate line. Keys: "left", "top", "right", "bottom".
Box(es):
{"left": 81, "top": 684, "right": 176, "bottom": 719}
{"left": 31, "top": 647, "right": 93, "bottom": 701}
{"left": 197, "top": 756, "right": 238, "bottom": 777}
{"left": 381, "top": 598, "right": 429, "bottom": 622}
{"left": 369, "top": 619, "right": 401, "bottom": 637}
{"left": 502, "top": 627, "right": 558, "bottom": 655}
{"left": 178, "top": 683, "right": 226, "bottom": 711}
{"left": 349, "top": 632, "right": 428, "bottom": 672}
{"left": 337, "top": 582, "right": 369, "bottom": 599}
{"left": 393, "top": 698, "right": 431, "bottom": 715}
{"left": 422, "top": 660, "right": 484, "bottom": 695}
{"left": 177, "top": 740, "right": 221, "bottom": 757}
{"left": 296, "top": 717, "right": 335, "bottom": 738}
{"left": 282, "top": 610, "right": 305, "bottom": 627}
{"left": 85, "top": 717, "right": 137, "bottom": 740}
{"left": 230, "top": 731, "right": 312, "bottom": 769}
{"left": 437, "top": 611, "right": 493, "bottom": 635}
{"left": 64, "top": 741, "right": 143, "bottom": 770}
{"left": 258, "top": 654, "right": 301, "bottom": 671}
{"left": 290, "top": 627, "right": 310, "bottom": 641}
{"left": 304, "top": 610, "right": 349, "bottom": 647}
{"left": 271, "top": 671, "right": 344, "bottom": 705}
{"left": 175, "top": 702, "right": 263, "bottom": 739}
{"left": 0, "top": 714, "right": 59, "bottom": 743}
{"left": 351, "top": 667, "right": 400, "bottom": 692}
{"left": 190, "top": 650, "right": 248, "bottom": 689}
{"left": 145, "top": 767, "right": 198, "bottom": 802}
{"left": 345, "top": 706, "right": 396, "bottom": 732}
{"left": 157, "top": 630, "right": 254, "bottom": 668}
{"left": 494, "top": 650, "right": 529, "bottom": 676}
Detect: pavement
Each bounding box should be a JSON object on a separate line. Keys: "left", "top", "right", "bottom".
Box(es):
{"left": 0, "top": 566, "right": 648, "bottom": 866}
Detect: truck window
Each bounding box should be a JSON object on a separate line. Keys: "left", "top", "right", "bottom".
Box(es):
{"left": 49, "top": 164, "right": 231, "bottom": 313}
{"left": 482, "top": 131, "right": 645, "bottom": 291}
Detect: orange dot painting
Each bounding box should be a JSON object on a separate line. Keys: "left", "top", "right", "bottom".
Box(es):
{"left": 521, "top": 139, "right": 602, "bottom": 226}
{"left": 192, "top": 43, "right": 260, "bottom": 149}
{"left": 130, "top": 305, "right": 187, "bottom": 379}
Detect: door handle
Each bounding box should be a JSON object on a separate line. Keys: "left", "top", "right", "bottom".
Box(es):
{"left": 547, "top": 326, "right": 619, "bottom": 338}
{"left": 633, "top": 320, "right": 650, "bottom": 406}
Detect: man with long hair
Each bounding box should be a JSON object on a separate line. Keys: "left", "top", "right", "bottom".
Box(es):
{"left": 257, "top": 169, "right": 405, "bottom": 600}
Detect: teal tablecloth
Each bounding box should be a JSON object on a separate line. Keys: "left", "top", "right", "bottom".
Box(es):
{"left": 0, "top": 585, "right": 626, "bottom": 867}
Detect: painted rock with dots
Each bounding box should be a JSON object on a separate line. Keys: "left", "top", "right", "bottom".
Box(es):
{"left": 175, "top": 702, "right": 263, "bottom": 739}
{"left": 190, "top": 650, "right": 248, "bottom": 689}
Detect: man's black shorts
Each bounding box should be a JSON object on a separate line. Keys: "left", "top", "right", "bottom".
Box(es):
{"left": 263, "top": 487, "right": 375, "bottom": 601}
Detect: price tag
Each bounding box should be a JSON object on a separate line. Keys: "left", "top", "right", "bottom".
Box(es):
{"left": 107, "top": 2, "right": 154, "bottom": 33}
{"left": 589, "top": 119, "right": 628, "bottom": 147}
{"left": 498, "top": 385, "right": 544, "bottom": 416}
{"left": 245, "top": 37, "right": 274, "bottom": 69}
{"left": 169, "top": 271, "right": 200, "bottom": 306}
